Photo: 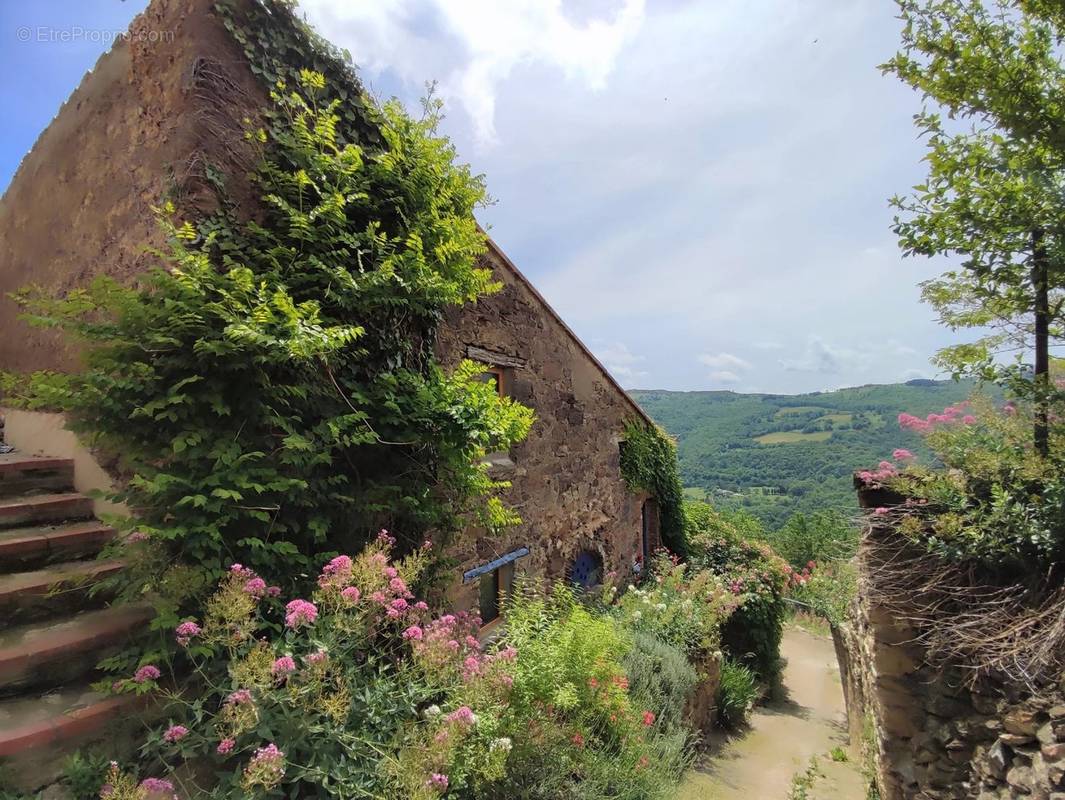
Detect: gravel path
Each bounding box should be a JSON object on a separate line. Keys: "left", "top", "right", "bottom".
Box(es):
{"left": 675, "top": 626, "right": 866, "bottom": 800}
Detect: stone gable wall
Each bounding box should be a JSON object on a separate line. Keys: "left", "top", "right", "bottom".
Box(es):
{"left": 436, "top": 247, "right": 654, "bottom": 611}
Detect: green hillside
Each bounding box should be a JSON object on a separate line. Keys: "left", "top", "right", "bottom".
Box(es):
{"left": 630, "top": 380, "right": 976, "bottom": 528}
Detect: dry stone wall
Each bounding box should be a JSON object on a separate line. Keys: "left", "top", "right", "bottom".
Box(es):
{"left": 837, "top": 486, "right": 1065, "bottom": 800}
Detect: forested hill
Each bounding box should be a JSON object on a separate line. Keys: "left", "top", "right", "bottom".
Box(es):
{"left": 630, "top": 380, "right": 976, "bottom": 528}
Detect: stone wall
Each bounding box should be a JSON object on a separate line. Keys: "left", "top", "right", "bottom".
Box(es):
{"left": 837, "top": 487, "right": 1065, "bottom": 800}
{"left": 436, "top": 242, "right": 656, "bottom": 612}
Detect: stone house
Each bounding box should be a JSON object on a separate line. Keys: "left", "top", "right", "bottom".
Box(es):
{"left": 0, "top": 0, "right": 661, "bottom": 785}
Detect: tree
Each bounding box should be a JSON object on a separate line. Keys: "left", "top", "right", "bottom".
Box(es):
{"left": 884, "top": 0, "right": 1065, "bottom": 455}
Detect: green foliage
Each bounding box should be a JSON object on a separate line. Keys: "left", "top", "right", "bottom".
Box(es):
{"left": 611, "top": 552, "right": 737, "bottom": 660}
{"left": 632, "top": 381, "right": 977, "bottom": 529}
{"left": 767, "top": 511, "right": 858, "bottom": 570}
{"left": 715, "top": 658, "right": 759, "bottom": 729}
{"left": 620, "top": 420, "right": 687, "bottom": 555}
{"left": 16, "top": 73, "right": 532, "bottom": 598}
{"left": 888, "top": 396, "right": 1065, "bottom": 567}
{"left": 788, "top": 561, "right": 857, "bottom": 626}
{"left": 102, "top": 545, "right": 693, "bottom": 800}
{"left": 623, "top": 630, "right": 699, "bottom": 733}
{"left": 685, "top": 505, "right": 789, "bottom": 684}
{"left": 883, "top": 0, "right": 1065, "bottom": 403}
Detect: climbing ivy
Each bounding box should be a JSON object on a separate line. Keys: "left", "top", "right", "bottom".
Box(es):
{"left": 17, "top": 71, "right": 533, "bottom": 606}
{"left": 619, "top": 420, "right": 686, "bottom": 555}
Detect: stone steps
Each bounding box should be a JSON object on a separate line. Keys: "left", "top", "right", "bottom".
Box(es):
{"left": 0, "top": 682, "right": 144, "bottom": 787}
{"left": 0, "top": 604, "right": 153, "bottom": 696}
{"left": 0, "top": 445, "right": 145, "bottom": 793}
{"left": 0, "top": 455, "right": 75, "bottom": 499}
{"left": 0, "top": 559, "right": 125, "bottom": 625}
{"left": 0, "top": 492, "right": 94, "bottom": 530}
{"left": 0, "top": 520, "right": 115, "bottom": 570}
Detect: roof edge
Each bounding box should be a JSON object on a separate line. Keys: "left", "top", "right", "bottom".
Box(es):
{"left": 482, "top": 234, "right": 656, "bottom": 429}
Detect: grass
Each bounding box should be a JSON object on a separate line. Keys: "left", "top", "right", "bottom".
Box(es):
{"left": 789, "top": 611, "right": 832, "bottom": 639}
{"left": 754, "top": 431, "right": 833, "bottom": 445}
{"left": 682, "top": 486, "right": 709, "bottom": 501}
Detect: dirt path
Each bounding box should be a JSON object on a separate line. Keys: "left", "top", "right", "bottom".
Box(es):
{"left": 675, "top": 626, "right": 866, "bottom": 800}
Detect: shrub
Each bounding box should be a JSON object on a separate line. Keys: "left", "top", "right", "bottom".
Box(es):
{"left": 610, "top": 552, "right": 737, "bottom": 660}
{"left": 871, "top": 396, "right": 1065, "bottom": 568}
{"left": 769, "top": 511, "right": 858, "bottom": 570}
{"left": 15, "top": 71, "right": 533, "bottom": 596}
{"left": 623, "top": 630, "right": 699, "bottom": 733}
{"left": 787, "top": 560, "right": 857, "bottom": 626}
{"left": 100, "top": 548, "right": 692, "bottom": 800}
{"left": 715, "top": 658, "right": 759, "bottom": 728}
{"left": 685, "top": 509, "right": 789, "bottom": 685}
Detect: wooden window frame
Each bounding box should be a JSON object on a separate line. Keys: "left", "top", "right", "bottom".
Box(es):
{"left": 480, "top": 366, "right": 507, "bottom": 398}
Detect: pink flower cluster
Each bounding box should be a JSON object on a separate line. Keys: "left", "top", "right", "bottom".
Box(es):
{"left": 318, "top": 555, "right": 354, "bottom": 589}
{"left": 898, "top": 403, "right": 975, "bottom": 433}
{"left": 174, "top": 620, "right": 201, "bottom": 647}
{"left": 230, "top": 564, "right": 280, "bottom": 599}
{"left": 284, "top": 599, "right": 318, "bottom": 629}
{"left": 244, "top": 742, "right": 285, "bottom": 789}
{"left": 163, "top": 725, "right": 188, "bottom": 743}
{"left": 857, "top": 460, "right": 898, "bottom": 486}
{"left": 272, "top": 656, "right": 297, "bottom": 680}
{"left": 426, "top": 773, "right": 449, "bottom": 792}
{"left": 137, "top": 777, "right": 176, "bottom": 798}
{"left": 133, "top": 664, "right": 161, "bottom": 684}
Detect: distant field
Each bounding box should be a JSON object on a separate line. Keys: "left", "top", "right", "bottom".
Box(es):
{"left": 754, "top": 431, "right": 833, "bottom": 444}
{"left": 683, "top": 486, "right": 709, "bottom": 501}
{"left": 816, "top": 413, "right": 853, "bottom": 424}
{"left": 774, "top": 406, "right": 826, "bottom": 416}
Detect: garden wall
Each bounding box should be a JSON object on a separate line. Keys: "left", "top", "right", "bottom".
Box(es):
{"left": 837, "top": 484, "right": 1065, "bottom": 799}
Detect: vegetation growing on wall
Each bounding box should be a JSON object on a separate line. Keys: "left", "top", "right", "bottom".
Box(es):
{"left": 17, "top": 72, "right": 533, "bottom": 607}
{"left": 619, "top": 420, "right": 686, "bottom": 555}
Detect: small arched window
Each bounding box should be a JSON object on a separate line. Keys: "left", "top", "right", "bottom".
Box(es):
{"left": 569, "top": 549, "right": 604, "bottom": 591}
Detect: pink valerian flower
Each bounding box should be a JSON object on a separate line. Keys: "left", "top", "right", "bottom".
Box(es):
{"left": 962, "top": 414, "right": 977, "bottom": 425}
{"left": 133, "top": 664, "right": 161, "bottom": 684}
{"left": 229, "top": 563, "right": 255, "bottom": 580}
{"left": 414, "top": 601, "right": 429, "bottom": 612}
{"left": 1004, "top": 402, "right": 1017, "bottom": 416}
{"left": 892, "top": 448, "right": 914, "bottom": 461}
{"left": 384, "top": 566, "right": 399, "bottom": 580}
{"left": 444, "top": 706, "right": 477, "bottom": 727}
{"left": 370, "top": 591, "right": 388, "bottom": 605}
{"left": 377, "top": 529, "right": 396, "bottom": 546}
{"left": 642, "top": 710, "right": 656, "bottom": 726}
{"left": 138, "top": 777, "right": 175, "bottom": 796}
{"left": 318, "top": 555, "right": 354, "bottom": 589}
{"left": 306, "top": 650, "right": 328, "bottom": 665}
{"left": 496, "top": 646, "right": 518, "bottom": 662}
{"left": 125, "top": 531, "right": 149, "bottom": 544}
{"left": 272, "top": 656, "right": 296, "bottom": 679}
{"left": 389, "top": 577, "right": 410, "bottom": 596}
{"left": 340, "top": 586, "right": 361, "bottom": 604}
{"left": 873, "top": 507, "right": 890, "bottom": 516}
{"left": 403, "top": 625, "right": 424, "bottom": 641}
{"left": 243, "top": 577, "right": 267, "bottom": 598}
{"left": 174, "top": 620, "right": 201, "bottom": 646}
{"left": 244, "top": 743, "right": 285, "bottom": 789}
{"left": 426, "top": 773, "right": 449, "bottom": 791}
{"left": 266, "top": 585, "right": 281, "bottom": 597}
{"left": 462, "top": 655, "right": 483, "bottom": 681}
{"left": 163, "top": 725, "right": 188, "bottom": 743}
{"left": 284, "top": 599, "right": 318, "bottom": 629}
{"left": 390, "top": 598, "right": 408, "bottom": 613}
{"left": 217, "top": 737, "right": 236, "bottom": 755}
{"left": 422, "top": 539, "right": 433, "bottom": 550}
{"left": 226, "top": 688, "right": 253, "bottom": 706}
{"left": 571, "top": 732, "right": 585, "bottom": 747}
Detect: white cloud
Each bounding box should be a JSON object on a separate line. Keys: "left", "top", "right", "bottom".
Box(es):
{"left": 780, "top": 337, "right": 864, "bottom": 375}
{"left": 594, "top": 341, "right": 647, "bottom": 386}
{"left": 301, "top": 0, "right": 645, "bottom": 143}
{"left": 708, "top": 370, "right": 742, "bottom": 385}
{"left": 698, "top": 352, "right": 752, "bottom": 372}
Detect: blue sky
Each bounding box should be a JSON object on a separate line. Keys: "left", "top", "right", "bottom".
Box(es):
{"left": 1, "top": 0, "right": 960, "bottom": 393}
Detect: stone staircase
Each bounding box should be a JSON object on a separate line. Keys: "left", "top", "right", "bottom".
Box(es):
{"left": 0, "top": 453, "right": 149, "bottom": 790}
